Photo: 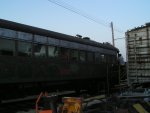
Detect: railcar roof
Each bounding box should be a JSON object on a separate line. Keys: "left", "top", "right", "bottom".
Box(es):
{"left": 0, "top": 19, "right": 119, "bottom": 52}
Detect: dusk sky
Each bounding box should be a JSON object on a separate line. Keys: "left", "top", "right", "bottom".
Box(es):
{"left": 1, "top": 0, "right": 150, "bottom": 60}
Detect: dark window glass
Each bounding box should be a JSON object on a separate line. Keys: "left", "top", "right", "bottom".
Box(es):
{"left": 79, "top": 51, "right": 86, "bottom": 62}
{"left": 101, "top": 54, "right": 105, "bottom": 63}
{"left": 18, "top": 41, "right": 32, "bottom": 57}
{"left": 87, "top": 52, "right": 94, "bottom": 62}
{"left": 106, "top": 55, "right": 109, "bottom": 63}
{"left": 59, "top": 48, "right": 69, "bottom": 60}
{"left": 109, "top": 55, "right": 113, "bottom": 63}
{"left": 95, "top": 52, "right": 101, "bottom": 63}
{"left": 48, "top": 46, "right": 59, "bottom": 57}
{"left": 0, "top": 38, "right": 15, "bottom": 56}
{"left": 70, "top": 50, "right": 78, "bottom": 61}
{"left": 112, "top": 55, "right": 116, "bottom": 64}
{"left": 34, "top": 44, "right": 46, "bottom": 57}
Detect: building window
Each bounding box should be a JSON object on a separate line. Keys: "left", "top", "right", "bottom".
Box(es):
{"left": 34, "top": 44, "right": 46, "bottom": 57}
{"left": 18, "top": 41, "right": 32, "bottom": 57}
{"left": 0, "top": 38, "right": 15, "bottom": 56}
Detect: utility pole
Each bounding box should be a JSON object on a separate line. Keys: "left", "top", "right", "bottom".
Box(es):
{"left": 111, "top": 22, "right": 115, "bottom": 46}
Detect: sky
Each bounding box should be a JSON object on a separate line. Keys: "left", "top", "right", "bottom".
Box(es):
{"left": 0, "top": 0, "right": 150, "bottom": 60}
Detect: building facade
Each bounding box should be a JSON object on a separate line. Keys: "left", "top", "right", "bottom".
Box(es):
{"left": 126, "top": 23, "right": 150, "bottom": 85}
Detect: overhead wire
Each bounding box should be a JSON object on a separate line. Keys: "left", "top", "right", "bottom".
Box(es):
{"left": 47, "top": 0, "right": 124, "bottom": 34}
{"left": 47, "top": 0, "right": 108, "bottom": 27}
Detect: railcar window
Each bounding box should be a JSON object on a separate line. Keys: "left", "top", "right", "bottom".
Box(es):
{"left": 87, "top": 52, "right": 94, "bottom": 63}
{"left": 112, "top": 55, "right": 117, "bottom": 64}
{"left": 0, "top": 38, "right": 15, "bottom": 56}
{"left": 95, "top": 52, "right": 101, "bottom": 63}
{"left": 108, "top": 55, "right": 111, "bottom": 63}
{"left": 101, "top": 54, "right": 105, "bottom": 63}
{"left": 106, "top": 55, "right": 110, "bottom": 63}
{"left": 18, "top": 41, "right": 32, "bottom": 57}
{"left": 59, "top": 48, "right": 69, "bottom": 60}
{"left": 110, "top": 55, "right": 114, "bottom": 64}
{"left": 79, "top": 51, "right": 86, "bottom": 62}
{"left": 70, "top": 50, "right": 78, "bottom": 61}
{"left": 48, "top": 46, "right": 59, "bottom": 57}
{"left": 34, "top": 44, "right": 46, "bottom": 57}
{"left": 105, "top": 55, "right": 108, "bottom": 63}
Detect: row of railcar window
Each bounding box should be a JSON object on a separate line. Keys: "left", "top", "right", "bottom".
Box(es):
{"left": 0, "top": 38, "right": 117, "bottom": 64}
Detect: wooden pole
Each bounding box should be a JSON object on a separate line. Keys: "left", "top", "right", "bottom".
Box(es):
{"left": 111, "top": 22, "right": 115, "bottom": 46}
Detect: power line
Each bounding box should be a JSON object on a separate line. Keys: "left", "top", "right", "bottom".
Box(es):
{"left": 47, "top": 0, "right": 124, "bottom": 34}
{"left": 114, "top": 37, "right": 125, "bottom": 40}
{"left": 47, "top": 0, "right": 108, "bottom": 27}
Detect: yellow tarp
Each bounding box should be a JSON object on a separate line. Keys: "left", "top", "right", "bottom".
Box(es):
{"left": 133, "top": 103, "right": 148, "bottom": 113}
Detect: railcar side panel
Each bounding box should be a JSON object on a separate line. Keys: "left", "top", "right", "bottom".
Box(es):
{"left": 0, "top": 19, "right": 119, "bottom": 100}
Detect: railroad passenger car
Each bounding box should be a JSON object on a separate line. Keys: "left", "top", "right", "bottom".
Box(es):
{"left": 0, "top": 19, "right": 119, "bottom": 100}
